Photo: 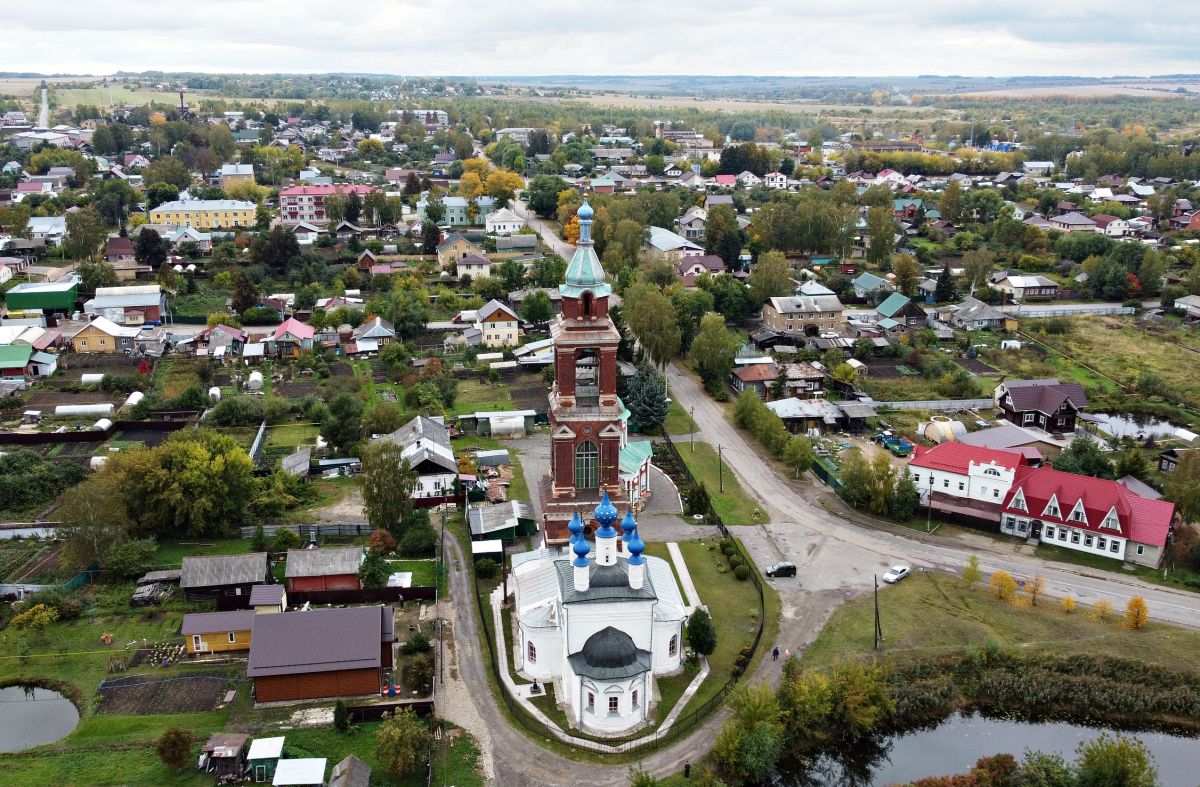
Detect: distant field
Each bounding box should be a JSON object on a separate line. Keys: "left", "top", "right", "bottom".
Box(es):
{"left": 511, "top": 92, "right": 947, "bottom": 117}
{"left": 949, "top": 82, "right": 1200, "bottom": 99}
{"left": 53, "top": 85, "right": 189, "bottom": 109}
{"left": 0, "top": 76, "right": 103, "bottom": 97}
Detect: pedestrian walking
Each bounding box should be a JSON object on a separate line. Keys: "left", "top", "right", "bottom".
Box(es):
{"left": 784, "top": 648, "right": 790, "bottom": 660}
{"left": 684, "top": 760, "right": 691, "bottom": 778}
{"left": 772, "top": 646, "right": 779, "bottom": 661}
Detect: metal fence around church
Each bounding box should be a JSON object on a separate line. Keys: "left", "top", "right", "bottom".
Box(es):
{"left": 472, "top": 434, "right": 766, "bottom": 755}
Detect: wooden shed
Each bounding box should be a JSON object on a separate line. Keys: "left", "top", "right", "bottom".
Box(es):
{"left": 181, "top": 610, "right": 255, "bottom": 654}
{"left": 285, "top": 546, "right": 364, "bottom": 592}
{"left": 180, "top": 553, "right": 270, "bottom": 602}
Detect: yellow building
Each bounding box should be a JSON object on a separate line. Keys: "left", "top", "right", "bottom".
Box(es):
{"left": 181, "top": 610, "right": 255, "bottom": 654}
{"left": 66, "top": 317, "right": 140, "bottom": 354}
{"left": 149, "top": 199, "right": 256, "bottom": 230}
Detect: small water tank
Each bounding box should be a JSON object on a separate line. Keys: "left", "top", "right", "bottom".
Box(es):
{"left": 89, "top": 456, "right": 109, "bottom": 471}
{"left": 208, "top": 386, "right": 222, "bottom": 403}
{"left": 123, "top": 391, "right": 144, "bottom": 411}
{"left": 185, "top": 263, "right": 197, "bottom": 273}
{"left": 247, "top": 371, "right": 264, "bottom": 391}
{"left": 91, "top": 418, "right": 113, "bottom": 432}
{"left": 80, "top": 373, "right": 105, "bottom": 385}
{"left": 173, "top": 264, "right": 184, "bottom": 273}
{"left": 924, "top": 416, "right": 967, "bottom": 444}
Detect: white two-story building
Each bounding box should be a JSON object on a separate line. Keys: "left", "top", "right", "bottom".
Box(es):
{"left": 907, "top": 443, "right": 1028, "bottom": 525}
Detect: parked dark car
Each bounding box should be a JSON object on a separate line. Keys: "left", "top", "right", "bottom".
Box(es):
{"left": 765, "top": 561, "right": 797, "bottom": 578}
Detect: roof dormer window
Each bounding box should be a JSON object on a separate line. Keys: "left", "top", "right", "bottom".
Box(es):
{"left": 1100, "top": 506, "right": 1121, "bottom": 530}
{"left": 1010, "top": 488, "right": 1027, "bottom": 512}
{"left": 1042, "top": 493, "right": 1060, "bottom": 519}
{"left": 1069, "top": 499, "right": 1088, "bottom": 524}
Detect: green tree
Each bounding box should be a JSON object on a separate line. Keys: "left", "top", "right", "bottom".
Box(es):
{"left": 322, "top": 392, "right": 364, "bottom": 454}
{"left": 358, "top": 548, "right": 390, "bottom": 589}
{"left": 376, "top": 709, "right": 432, "bottom": 780}
{"left": 495, "top": 258, "right": 527, "bottom": 291}
{"left": 65, "top": 207, "right": 107, "bottom": 262}
{"left": 784, "top": 435, "right": 815, "bottom": 479}
{"left": 828, "top": 659, "right": 894, "bottom": 739}
{"left": 1165, "top": 451, "right": 1200, "bottom": 524}
{"left": 671, "top": 288, "right": 715, "bottom": 353}
{"left": 866, "top": 205, "right": 895, "bottom": 266}
{"left": 273, "top": 527, "right": 301, "bottom": 552}
{"left": 623, "top": 283, "right": 681, "bottom": 368}
{"left": 934, "top": 265, "right": 956, "bottom": 302}
{"left": 250, "top": 523, "right": 267, "bottom": 553}
{"left": 748, "top": 250, "right": 792, "bottom": 304}
{"left": 686, "top": 608, "right": 717, "bottom": 656}
{"left": 713, "top": 682, "right": 783, "bottom": 785}
{"left": 690, "top": 313, "right": 739, "bottom": 389}
{"left": 360, "top": 441, "right": 417, "bottom": 534}
{"left": 156, "top": 727, "right": 193, "bottom": 771}
{"left": 144, "top": 156, "right": 192, "bottom": 190}
{"left": 939, "top": 179, "right": 964, "bottom": 224}
{"left": 962, "top": 249, "right": 995, "bottom": 294}
{"left": 230, "top": 269, "right": 260, "bottom": 314}
{"left": 705, "top": 204, "right": 743, "bottom": 266}
{"left": 519, "top": 289, "right": 553, "bottom": 325}
{"left": 333, "top": 699, "right": 352, "bottom": 733}
{"left": 101, "top": 537, "right": 158, "bottom": 579}
{"left": 963, "top": 555, "right": 983, "bottom": 586}
{"left": 527, "top": 174, "right": 566, "bottom": 218}
{"left": 866, "top": 451, "right": 896, "bottom": 516}
{"left": 251, "top": 225, "right": 302, "bottom": 273}
{"left": 1076, "top": 734, "right": 1157, "bottom": 787}
{"left": 709, "top": 274, "right": 756, "bottom": 322}
{"left": 891, "top": 473, "right": 921, "bottom": 520}
{"left": 1052, "top": 433, "right": 1114, "bottom": 479}
{"left": 145, "top": 182, "right": 179, "bottom": 211}
{"left": 626, "top": 361, "right": 669, "bottom": 433}
{"left": 837, "top": 449, "right": 872, "bottom": 509}
{"left": 75, "top": 259, "right": 119, "bottom": 296}
{"left": 891, "top": 253, "right": 921, "bottom": 297}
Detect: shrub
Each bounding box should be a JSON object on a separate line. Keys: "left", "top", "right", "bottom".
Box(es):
{"left": 102, "top": 538, "right": 158, "bottom": 579}
{"left": 475, "top": 558, "right": 497, "bottom": 579}
{"left": 734, "top": 564, "right": 750, "bottom": 581}
{"left": 399, "top": 522, "right": 437, "bottom": 558}
{"left": 1061, "top": 595, "right": 1078, "bottom": 614}
{"left": 35, "top": 588, "right": 83, "bottom": 621}
{"left": 367, "top": 528, "right": 398, "bottom": 554}
{"left": 272, "top": 528, "right": 302, "bottom": 552}
{"left": 403, "top": 632, "right": 432, "bottom": 655}
{"left": 407, "top": 655, "right": 433, "bottom": 692}
{"left": 727, "top": 553, "right": 742, "bottom": 568}
{"left": 333, "top": 699, "right": 351, "bottom": 733}
{"left": 156, "top": 726, "right": 192, "bottom": 771}
{"left": 686, "top": 608, "right": 717, "bottom": 656}
{"left": 720, "top": 540, "right": 736, "bottom": 557}
{"left": 1124, "top": 596, "right": 1149, "bottom": 630}
{"left": 11, "top": 603, "right": 58, "bottom": 631}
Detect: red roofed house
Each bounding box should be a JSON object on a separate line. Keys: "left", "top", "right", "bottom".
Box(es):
{"left": 730, "top": 362, "right": 779, "bottom": 398}
{"left": 272, "top": 317, "right": 315, "bottom": 358}
{"left": 907, "top": 443, "right": 1029, "bottom": 525}
{"left": 999, "top": 466, "right": 1174, "bottom": 567}
{"left": 712, "top": 174, "right": 736, "bottom": 188}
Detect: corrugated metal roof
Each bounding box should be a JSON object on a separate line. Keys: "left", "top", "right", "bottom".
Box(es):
{"left": 181, "top": 609, "right": 255, "bottom": 635}
{"left": 285, "top": 546, "right": 363, "bottom": 578}
{"left": 180, "top": 553, "right": 269, "bottom": 589}
{"left": 248, "top": 607, "right": 386, "bottom": 677}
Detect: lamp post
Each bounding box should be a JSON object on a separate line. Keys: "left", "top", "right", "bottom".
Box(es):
{"left": 690, "top": 405, "right": 695, "bottom": 452}
{"left": 926, "top": 474, "right": 934, "bottom": 534}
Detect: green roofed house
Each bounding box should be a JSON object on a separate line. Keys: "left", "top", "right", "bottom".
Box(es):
{"left": 4, "top": 278, "right": 78, "bottom": 313}
{"left": 875, "top": 292, "right": 927, "bottom": 328}
{"left": 620, "top": 440, "right": 654, "bottom": 505}
{"left": 851, "top": 271, "right": 893, "bottom": 300}
{"left": 0, "top": 344, "right": 34, "bottom": 380}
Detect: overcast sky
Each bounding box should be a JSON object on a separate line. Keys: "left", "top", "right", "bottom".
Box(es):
{"left": 5, "top": 1, "right": 1200, "bottom": 78}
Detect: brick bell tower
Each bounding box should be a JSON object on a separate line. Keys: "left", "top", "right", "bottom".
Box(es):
{"left": 541, "top": 200, "right": 629, "bottom": 544}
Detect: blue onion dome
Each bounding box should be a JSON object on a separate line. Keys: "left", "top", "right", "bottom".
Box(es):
{"left": 594, "top": 491, "right": 619, "bottom": 533}
{"left": 627, "top": 529, "right": 646, "bottom": 564}
{"left": 572, "top": 532, "right": 591, "bottom": 566}
{"left": 577, "top": 200, "right": 594, "bottom": 220}
{"left": 620, "top": 509, "right": 637, "bottom": 536}
{"left": 567, "top": 512, "right": 583, "bottom": 543}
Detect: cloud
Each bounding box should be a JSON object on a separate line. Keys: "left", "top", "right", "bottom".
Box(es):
{"left": 4, "top": 0, "right": 1199, "bottom": 77}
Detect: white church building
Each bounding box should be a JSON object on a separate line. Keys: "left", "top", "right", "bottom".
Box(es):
{"left": 511, "top": 494, "right": 687, "bottom": 734}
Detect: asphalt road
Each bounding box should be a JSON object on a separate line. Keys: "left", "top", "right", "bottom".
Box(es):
{"left": 511, "top": 198, "right": 575, "bottom": 259}
{"left": 38, "top": 87, "right": 48, "bottom": 128}
{"left": 664, "top": 361, "right": 1200, "bottom": 629}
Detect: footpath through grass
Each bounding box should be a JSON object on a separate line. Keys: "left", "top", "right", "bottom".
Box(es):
{"left": 802, "top": 571, "right": 1200, "bottom": 672}
{"left": 675, "top": 441, "right": 763, "bottom": 524}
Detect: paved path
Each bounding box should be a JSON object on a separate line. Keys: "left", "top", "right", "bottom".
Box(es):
{"left": 666, "top": 542, "right": 703, "bottom": 610}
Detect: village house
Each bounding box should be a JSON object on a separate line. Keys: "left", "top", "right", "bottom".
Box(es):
{"left": 180, "top": 553, "right": 270, "bottom": 602}
{"left": 375, "top": 415, "right": 460, "bottom": 505}
{"left": 104, "top": 236, "right": 135, "bottom": 263}
{"left": 65, "top": 316, "right": 140, "bottom": 354}
{"left": 999, "top": 467, "right": 1174, "bottom": 567}
{"left": 943, "top": 296, "right": 1006, "bottom": 330}
{"left": 765, "top": 397, "right": 845, "bottom": 434}
{"left": 476, "top": 299, "right": 521, "bottom": 348}
{"left": 764, "top": 171, "right": 788, "bottom": 189}
{"left": 993, "top": 274, "right": 1058, "bottom": 301}
{"left": 730, "top": 362, "right": 778, "bottom": 397}
{"left": 1049, "top": 211, "right": 1098, "bottom": 233}
{"left": 761, "top": 293, "right": 845, "bottom": 337}
{"left": 874, "top": 292, "right": 927, "bottom": 329}
{"left": 278, "top": 184, "right": 376, "bottom": 225}
{"left": 851, "top": 271, "right": 893, "bottom": 300}
{"left": 907, "top": 443, "right": 1029, "bottom": 525}
{"left": 995, "top": 379, "right": 1088, "bottom": 434}
{"left": 272, "top": 317, "right": 315, "bottom": 358}
{"left": 249, "top": 584, "right": 287, "bottom": 614}
{"left": 247, "top": 606, "right": 394, "bottom": 703}
{"left": 436, "top": 233, "right": 484, "bottom": 269}
{"left": 644, "top": 226, "right": 703, "bottom": 261}
{"left": 485, "top": 207, "right": 526, "bottom": 235}
{"left": 181, "top": 610, "right": 256, "bottom": 654}
{"left": 26, "top": 216, "right": 67, "bottom": 245}
{"left": 457, "top": 253, "right": 491, "bottom": 280}
{"left": 149, "top": 199, "right": 256, "bottom": 230}
{"left": 285, "top": 547, "right": 365, "bottom": 592}
{"left": 675, "top": 206, "right": 707, "bottom": 241}
{"left": 192, "top": 324, "right": 248, "bottom": 357}
{"left": 218, "top": 163, "right": 255, "bottom": 189}
{"left": 350, "top": 316, "right": 395, "bottom": 346}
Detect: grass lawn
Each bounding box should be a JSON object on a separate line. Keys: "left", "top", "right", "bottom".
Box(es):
{"left": 802, "top": 570, "right": 1200, "bottom": 672}
{"left": 643, "top": 539, "right": 780, "bottom": 717}
{"left": 385, "top": 559, "right": 438, "bottom": 587}
{"left": 153, "top": 538, "right": 253, "bottom": 568}
{"left": 449, "top": 378, "right": 514, "bottom": 417}
{"left": 663, "top": 400, "right": 698, "bottom": 436}
{"left": 170, "top": 290, "right": 232, "bottom": 320}
{"left": 264, "top": 422, "right": 320, "bottom": 449}
{"left": 0, "top": 745, "right": 214, "bottom": 786}
{"left": 675, "top": 441, "right": 764, "bottom": 524}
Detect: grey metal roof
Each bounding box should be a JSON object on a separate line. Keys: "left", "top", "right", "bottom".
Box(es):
{"left": 768, "top": 294, "right": 844, "bottom": 315}
{"left": 379, "top": 415, "right": 451, "bottom": 453}
{"left": 285, "top": 546, "right": 363, "bottom": 578}
{"left": 181, "top": 609, "right": 256, "bottom": 635}
{"left": 249, "top": 584, "right": 286, "bottom": 606}
{"left": 555, "top": 558, "right": 658, "bottom": 604}
{"left": 468, "top": 500, "right": 533, "bottom": 536}
{"left": 180, "top": 553, "right": 269, "bottom": 589}
{"left": 248, "top": 606, "right": 387, "bottom": 677}
{"left": 329, "top": 755, "right": 372, "bottom": 787}
{"left": 568, "top": 628, "right": 651, "bottom": 680}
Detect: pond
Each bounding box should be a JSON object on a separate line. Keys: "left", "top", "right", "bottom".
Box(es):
{"left": 1087, "top": 412, "right": 1182, "bottom": 440}
{"left": 792, "top": 712, "right": 1200, "bottom": 786}
{"left": 0, "top": 685, "right": 79, "bottom": 752}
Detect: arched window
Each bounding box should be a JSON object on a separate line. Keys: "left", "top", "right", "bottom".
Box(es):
{"left": 668, "top": 634, "right": 678, "bottom": 657}
{"left": 575, "top": 441, "right": 599, "bottom": 489}
{"left": 526, "top": 640, "right": 537, "bottom": 665}
{"left": 581, "top": 291, "right": 594, "bottom": 317}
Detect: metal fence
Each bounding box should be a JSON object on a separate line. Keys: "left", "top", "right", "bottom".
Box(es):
{"left": 248, "top": 420, "right": 267, "bottom": 464}
{"left": 872, "top": 398, "right": 994, "bottom": 411}
{"left": 238, "top": 523, "right": 373, "bottom": 539}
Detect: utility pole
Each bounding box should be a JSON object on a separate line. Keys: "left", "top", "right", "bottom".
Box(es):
{"left": 690, "top": 405, "right": 695, "bottom": 452}
{"left": 718, "top": 444, "right": 724, "bottom": 493}
{"left": 926, "top": 474, "right": 934, "bottom": 534}
{"left": 873, "top": 574, "right": 883, "bottom": 649}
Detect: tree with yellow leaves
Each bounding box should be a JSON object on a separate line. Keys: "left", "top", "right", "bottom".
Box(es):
{"left": 1090, "top": 599, "right": 1114, "bottom": 622}
{"left": 1023, "top": 574, "right": 1046, "bottom": 606}
{"left": 485, "top": 170, "right": 524, "bottom": 207}
{"left": 1124, "top": 596, "right": 1149, "bottom": 630}
{"left": 989, "top": 570, "right": 1017, "bottom": 601}
{"left": 462, "top": 157, "right": 492, "bottom": 180}
{"left": 962, "top": 555, "right": 983, "bottom": 587}
{"left": 1061, "top": 595, "right": 1077, "bottom": 614}
{"left": 457, "top": 171, "right": 484, "bottom": 201}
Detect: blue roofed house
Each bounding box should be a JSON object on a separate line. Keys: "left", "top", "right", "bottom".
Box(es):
{"left": 875, "top": 292, "right": 927, "bottom": 328}
{"left": 851, "top": 271, "right": 894, "bottom": 301}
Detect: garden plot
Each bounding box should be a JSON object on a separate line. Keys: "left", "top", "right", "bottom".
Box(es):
{"left": 96, "top": 670, "right": 232, "bottom": 715}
